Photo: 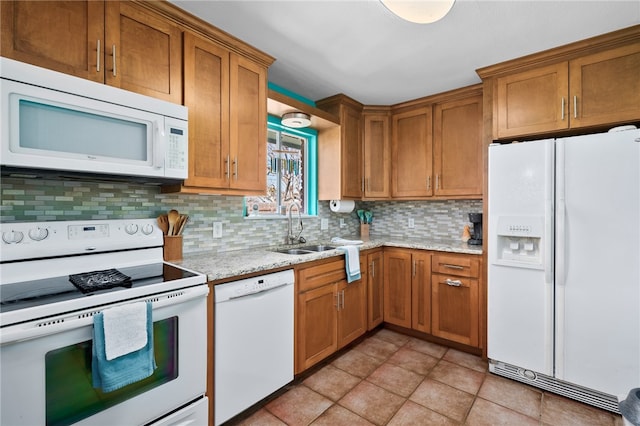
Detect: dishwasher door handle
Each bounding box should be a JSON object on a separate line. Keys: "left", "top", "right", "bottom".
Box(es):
{"left": 227, "top": 282, "right": 292, "bottom": 300}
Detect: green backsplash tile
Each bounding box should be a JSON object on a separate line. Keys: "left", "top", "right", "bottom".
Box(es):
{"left": 1, "top": 177, "right": 482, "bottom": 254}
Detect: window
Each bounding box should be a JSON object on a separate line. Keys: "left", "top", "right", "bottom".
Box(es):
{"left": 246, "top": 118, "right": 317, "bottom": 216}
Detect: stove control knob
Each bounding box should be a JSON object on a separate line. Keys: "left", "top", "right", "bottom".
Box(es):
{"left": 141, "top": 224, "right": 154, "bottom": 235}
{"left": 28, "top": 227, "right": 49, "bottom": 241}
{"left": 125, "top": 224, "right": 139, "bottom": 235}
{"left": 2, "top": 230, "right": 24, "bottom": 244}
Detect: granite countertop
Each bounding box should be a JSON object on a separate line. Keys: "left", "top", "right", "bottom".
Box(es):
{"left": 176, "top": 235, "right": 483, "bottom": 283}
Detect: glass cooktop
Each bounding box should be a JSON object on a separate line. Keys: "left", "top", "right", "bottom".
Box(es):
{"left": 0, "top": 263, "right": 199, "bottom": 314}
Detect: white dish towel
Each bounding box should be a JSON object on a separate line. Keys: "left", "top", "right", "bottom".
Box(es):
{"left": 102, "top": 301, "right": 148, "bottom": 360}
{"left": 338, "top": 245, "right": 361, "bottom": 283}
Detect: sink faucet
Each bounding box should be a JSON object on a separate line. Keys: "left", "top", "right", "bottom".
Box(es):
{"left": 286, "top": 201, "right": 305, "bottom": 244}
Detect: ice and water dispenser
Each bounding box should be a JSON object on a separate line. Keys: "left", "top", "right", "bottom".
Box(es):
{"left": 493, "top": 216, "right": 544, "bottom": 268}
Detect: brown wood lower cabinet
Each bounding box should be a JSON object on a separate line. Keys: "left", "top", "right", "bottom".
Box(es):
{"left": 383, "top": 248, "right": 431, "bottom": 331}
{"left": 295, "top": 257, "right": 366, "bottom": 374}
{"left": 295, "top": 249, "right": 483, "bottom": 375}
{"left": 383, "top": 248, "right": 482, "bottom": 349}
{"left": 431, "top": 253, "right": 480, "bottom": 347}
{"left": 367, "top": 249, "right": 384, "bottom": 330}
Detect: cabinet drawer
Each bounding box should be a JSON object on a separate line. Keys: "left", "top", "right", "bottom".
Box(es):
{"left": 298, "top": 260, "right": 346, "bottom": 292}
{"left": 432, "top": 254, "right": 479, "bottom": 278}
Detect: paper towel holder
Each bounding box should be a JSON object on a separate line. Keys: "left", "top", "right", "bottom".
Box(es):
{"left": 330, "top": 200, "right": 355, "bottom": 214}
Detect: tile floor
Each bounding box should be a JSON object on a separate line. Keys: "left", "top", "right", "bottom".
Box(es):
{"left": 235, "top": 328, "right": 625, "bottom": 426}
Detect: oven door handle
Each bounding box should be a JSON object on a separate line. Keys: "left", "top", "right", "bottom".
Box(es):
{"left": 0, "top": 285, "right": 209, "bottom": 345}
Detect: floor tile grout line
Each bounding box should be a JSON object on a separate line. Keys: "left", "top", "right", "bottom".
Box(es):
{"left": 257, "top": 329, "right": 622, "bottom": 426}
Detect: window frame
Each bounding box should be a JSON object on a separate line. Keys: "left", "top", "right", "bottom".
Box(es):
{"left": 245, "top": 116, "right": 317, "bottom": 217}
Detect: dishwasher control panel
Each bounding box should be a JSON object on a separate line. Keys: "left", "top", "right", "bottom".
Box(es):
{"left": 215, "top": 269, "right": 295, "bottom": 302}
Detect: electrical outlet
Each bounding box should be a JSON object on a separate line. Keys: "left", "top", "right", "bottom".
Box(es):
{"left": 408, "top": 218, "right": 415, "bottom": 228}
{"left": 213, "top": 222, "right": 223, "bottom": 238}
{"left": 321, "top": 218, "right": 329, "bottom": 230}
{"left": 340, "top": 218, "right": 346, "bottom": 228}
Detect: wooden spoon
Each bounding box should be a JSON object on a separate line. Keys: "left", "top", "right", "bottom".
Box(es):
{"left": 156, "top": 214, "right": 169, "bottom": 235}
{"left": 167, "top": 209, "right": 179, "bottom": 236}
{"left": 177, "top": 214, "right": 189, "bottom": 235}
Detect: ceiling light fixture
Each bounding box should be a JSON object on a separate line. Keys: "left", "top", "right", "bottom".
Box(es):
{"left": 281, "top": 112, "right": 311, "bottom": 128}
{"left": 380, "top": 0, "right": 455, "bottom": 24}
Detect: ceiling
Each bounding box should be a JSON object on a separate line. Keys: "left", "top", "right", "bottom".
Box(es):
{"left": 171, "top": 0, "right": 639, "bottom": 106}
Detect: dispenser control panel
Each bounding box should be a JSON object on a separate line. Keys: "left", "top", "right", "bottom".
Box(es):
{"left": 494, "top": 216, "right": 544, "bottom": 267}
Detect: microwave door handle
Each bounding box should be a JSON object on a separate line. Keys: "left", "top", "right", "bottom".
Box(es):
{"left": 154, "top": 121, "right": 165, "bottom": 169}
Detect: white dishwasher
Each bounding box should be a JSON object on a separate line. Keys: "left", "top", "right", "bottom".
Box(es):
{"left": 214, "top": 269, "right": 294, "bottom": 426}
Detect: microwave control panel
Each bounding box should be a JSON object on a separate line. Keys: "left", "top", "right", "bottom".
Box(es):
{"left": 165, "top": 121, "right": 188, "bottom": 178}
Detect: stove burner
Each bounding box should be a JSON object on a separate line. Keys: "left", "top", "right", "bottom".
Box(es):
{"left": 69, "top": 269, "right": 132, "bottom": 294}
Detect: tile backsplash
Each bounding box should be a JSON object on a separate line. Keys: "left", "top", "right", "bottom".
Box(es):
{"left": 1, "top": 177, "right": 482, "bottom": 254}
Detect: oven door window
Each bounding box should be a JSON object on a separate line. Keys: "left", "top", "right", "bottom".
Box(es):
{"left": 45, "top": 317, "right": 178, "bottom": 426}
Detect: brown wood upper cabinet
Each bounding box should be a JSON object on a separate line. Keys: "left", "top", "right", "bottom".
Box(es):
{"left": 1, "top": 1, "right": 183, "bottom": 103}
{"left": 362, "top": 109, "right": 391, "bottom": 199}
{"left": 433, "top": 93, "right": 483, "bottom": 197}
{"left": 391, "top": 85, "right": 483, "bottom": 199}
{"left": 391, "top": 107, "right": 433, "bottom": 198}
{"left": 316, "top": 95, "right": 364, "bottom": 200}
{"left": 494, "top": 41, "right": 640, "bottom": 139}
{"left": 163, "top": 31, "right": 269, "bottom": 195}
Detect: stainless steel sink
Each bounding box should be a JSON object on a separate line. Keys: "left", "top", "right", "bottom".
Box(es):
{"left": 299, "top": 245, "right": 335, "bottom": 252}
{"left": 276, "top": 249, "right": 314, "bottom": 255}
{"left": 275, "top": 245, "right": 335, "bottom": 255}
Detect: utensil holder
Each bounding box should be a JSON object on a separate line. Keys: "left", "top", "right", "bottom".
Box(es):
{"left": 360, "top": 224, "right": 369, "bottom": 237}
{"left": 163, "top": 235, "right": 183, "bottom": 262}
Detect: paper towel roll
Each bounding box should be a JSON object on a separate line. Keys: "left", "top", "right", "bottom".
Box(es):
{"left": 330, "top": 200, "right": 355, "bottom": 213}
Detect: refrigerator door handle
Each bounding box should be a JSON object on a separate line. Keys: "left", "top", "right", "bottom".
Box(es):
{"left": 544, "top": 140, "right": 555, "bottom": 287}
{"left": 556, "top": 140, "right": 566, "bottom": 288}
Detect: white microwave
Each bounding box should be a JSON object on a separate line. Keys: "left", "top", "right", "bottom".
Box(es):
{"left": 0, "top": 57, "right": 188, "bottom": 183}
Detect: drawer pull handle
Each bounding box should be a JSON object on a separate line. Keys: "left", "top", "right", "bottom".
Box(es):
{"left": 443, "top": 264, "right": 464, "bottom": 270}
{"left": 112, "top": 44, "right": 116, "bottom": 77}
{"left": 445, "top": 279, "right": 462, "bottom": 287}
{"left": 96, "top": 39, "right": 101, "bottom": 72}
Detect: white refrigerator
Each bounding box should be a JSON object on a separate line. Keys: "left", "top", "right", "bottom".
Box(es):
{"left": 487, "top": 128, "right": 640, "bottom": 413}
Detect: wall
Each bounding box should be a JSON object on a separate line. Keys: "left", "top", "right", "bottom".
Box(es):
{"left": 0, "top": 177, "right": 482, "bottom": 253}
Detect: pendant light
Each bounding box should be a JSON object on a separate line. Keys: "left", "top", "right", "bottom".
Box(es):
{"left": 281, "top": 112, "right": 311, "bottom": 128}
{"left": 380, "top": 0, "right": 455, "bottom": 24}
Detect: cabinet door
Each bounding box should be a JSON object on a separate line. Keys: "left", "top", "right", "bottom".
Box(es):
{"left": 391, "top": 107, "right": 433, "bottom": 197}
{"left": 496, "top": 62, "right": 569, "bottom": 138}
{"left": 411, "top": 251, "right": 432, "bottom": 333}
{"left": 229, "top": 54, "right": 267, "bottom": 193}
{"left": 296, "top": 283, "right": 338, "bottom": 373}
{"left": 363, "top": 113, "right": 390, "bottom": 199}
{"left": 341, "top": 105, "right": 363, "bottom": 199}
{"left": 105, "top": 1, "right": 182, "bottom": 103}
{"left": 338, "top": 278, "right": 367, "bottom": 349}
{"left": 570, "top": 43, "right": 640, "bottom": 129}
{"left": 183, "top": 32, "right": 230, "bottom": 189}
{"left": 431, "top": 274, "right": 479, "bottom": 347}
{"left": 433, "top": 95, "right": 483, "bottom": 197}
{"left": 383, "top": 249, "right": 412, "bottom": 328}
{"left": 1, "top": 0, "right": 104, "bottom": 83}
{"left": 367, "top": 250, "right": 384, "bottom": 330}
